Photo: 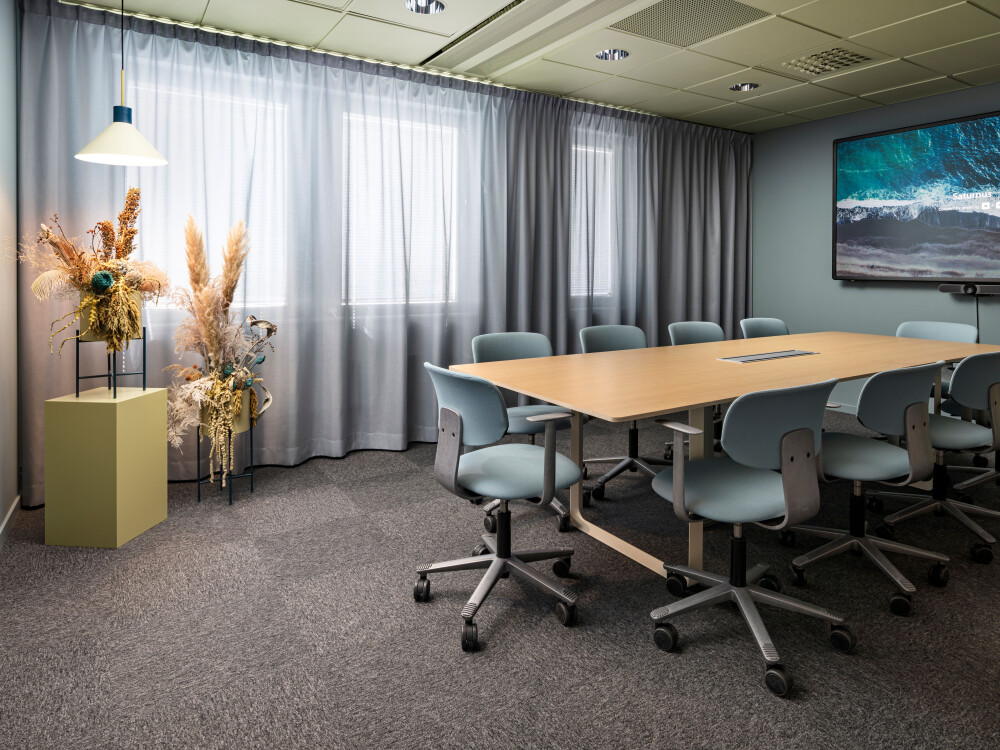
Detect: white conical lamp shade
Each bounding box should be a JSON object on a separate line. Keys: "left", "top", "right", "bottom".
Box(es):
{"left": 75, "top": 106, "right": 167, "bottom": 167}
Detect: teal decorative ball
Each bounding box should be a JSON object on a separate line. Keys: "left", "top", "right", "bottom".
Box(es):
{"left": 90, "top": 270, "right": 114, "bottom": 294}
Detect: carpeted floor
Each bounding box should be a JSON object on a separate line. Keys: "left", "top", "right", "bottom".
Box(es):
{"left": 2, "top": 411, "right": 999, "bottom": 749}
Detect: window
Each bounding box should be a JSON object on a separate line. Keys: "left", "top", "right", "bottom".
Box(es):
{"left": 342, "top": 113, "right": 458, "bottom": 306}
{"left": 128, "top": 83, "right": 288, "bottom": 308}
{"left": 570, "top": 142, "right": 615, "bottom": 298}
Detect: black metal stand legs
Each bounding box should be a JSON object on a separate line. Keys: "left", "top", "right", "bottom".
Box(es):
{"left": 196, "top": 420, "right": 255, "bottom": 505}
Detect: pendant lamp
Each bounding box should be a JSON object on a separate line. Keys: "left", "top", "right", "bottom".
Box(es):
{"left": 75, "top": 0, "right": 166, "bottom": 167}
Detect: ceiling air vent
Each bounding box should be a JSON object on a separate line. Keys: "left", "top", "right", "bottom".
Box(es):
{"left": 781, "top": 47, "right": 872, "bottom": 77}
{"left": 611, "top": 0, "right": 768, "bottom": 48}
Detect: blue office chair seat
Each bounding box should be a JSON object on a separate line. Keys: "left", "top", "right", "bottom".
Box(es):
{"left": 507, "top": 405, "right": 573, "bottom": 434}
{"left": 651, "top": 458, "right": 785, "bottom": 524}
{"left": 928, "top": 413, "right": 994, "bottom": 451}
{"left": 821, "top": 433, "right": 911, "bottom": 482}
{"left": 459, "top": 444, "right": 582, "bottom": 500}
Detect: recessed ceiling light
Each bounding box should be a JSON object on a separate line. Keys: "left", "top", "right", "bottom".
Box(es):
{"left": 595, "top": 49, "right": 630, "bottom": 61}
{"left": 729, "top": 82, "right": 759, "bottom": 92}
{"left": 404, "top": 0, "right": 445, "bottom": 14}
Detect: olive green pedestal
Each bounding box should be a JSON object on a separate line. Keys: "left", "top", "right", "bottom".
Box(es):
{"left": 45, "top": 387, "right": 167, "bottom": 548}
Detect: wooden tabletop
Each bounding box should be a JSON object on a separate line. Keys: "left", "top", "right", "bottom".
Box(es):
{"left": 451, "top": 331, "right": 1000, "bottom": 422}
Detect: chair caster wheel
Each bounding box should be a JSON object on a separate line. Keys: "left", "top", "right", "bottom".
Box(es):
{"left": 665, "top": 573, "right": 687, "bottom": 598}
{"left": 971, "top": 543, "right": 993, "bottom": 564}
{"left": 581, "top": 464, "right": 589, "bottom": 479}
{"left": 552, "top": 557, "right": 572, "bottom": 577}
{"left": 955, "top": 492, "right": 974, "bottom": 505}
{"left": 874, "top": 523, "right": 894, "bottom": 540}
{"left": 557, "top": 514, "right": 572, "bottom": 533}
{"left": 592, "top": 484, "right": 605, "bottom": 501}
{"left": 663, "top": 445, "right": 673, "bottom": 462}
{"left": 413, "top": 576, "right": 430, "bottom": 603}
{"left": 928, "top": 562, "right": 949, "bottom": 587}
{"left": 764, "top": 665, "right": 792, "bottom": 697}
{"left": 866, "top": 495, "right": 883, "bottom": 513}
{"left": 461, "top": 620, "right": 479, "bottom": 652}
{"left": 778, "top": 530, "right": 796, "bottom": 548}
{"left": 483, "top": 515, "right": 497, "bottom": 534}
{"left": 469, "top": 496, "right": 484, "bottom": 506}
{"left": 582, "top": 490, "right": 592, "bottom": 508}
{"left": 830, "top": 625, "right": 856, "bottom": 654}
{"left": 973, "top": 454, "right": 989, "bottom": 468}
{"left": 789, "top": 564, "right": 806, "bottom": 587}
{"left": 556, "top": 601, "right": 576, "bottom": 626}
{"left": 758, "top": 574, "right": 782, "bottom": 593}
{"left": 653, "top": 622, "right": 678, "bottom": 651}
{"left": 889, "top": 592, "right": 912, "bottom": 616}
{"left": 473, "top": 544, "right": 489, "bottom": 556}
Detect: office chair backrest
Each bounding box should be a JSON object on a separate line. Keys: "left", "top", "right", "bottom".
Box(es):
{"left": 472, "top": 332, "right": 553, "bottom": 363}
{"left": 579, "top": 325, "right": 646, "bottom": 353}
{"left": 949, "top": 352, "right": 1000, "bottom": 411}
{"left": 668, "top": 321, "right": 725, "bottom": 346}
{"left": 721, "top": 379, "right": 836, "bottom": 471}
{"left": 740, "top": 317, "right": 789, "bottom": 339}
{"left": 856, "top": 361, "right": 943, "bottom": 436}
{"left": 424, "top": 363, "right": 508, "bottom": 447}
{"left": 896, "top": 321, "right": 978, "bottom": 343}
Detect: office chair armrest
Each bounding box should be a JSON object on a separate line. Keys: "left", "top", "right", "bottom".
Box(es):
{"left": 902, "top": 402, "right": 933, "bottom": 485}
{"left": 656, "top": 421, "right": 702, "bottom": 524}
{"left": 525, "top": 412, "right": 572, "bottom": 422}
{"left": 655, "top": 420, "right": 703, "bottom": 435}
{"left": 758, "top": 428, "right": 821, "bottom": 531}
{"left": 434, "top": 407, "right": 478, "bottom": 502}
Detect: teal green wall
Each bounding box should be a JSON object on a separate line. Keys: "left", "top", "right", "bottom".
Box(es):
{"left": 752, "top": 81, "right": 1000, "bottom": 344}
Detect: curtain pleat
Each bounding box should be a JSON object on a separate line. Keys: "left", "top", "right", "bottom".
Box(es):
{"left": 17, "top": 0, "right": 752, "bottom": 507}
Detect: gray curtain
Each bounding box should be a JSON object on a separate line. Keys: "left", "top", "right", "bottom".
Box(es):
{"left": 17, "top": 0, "right": 751, "bottom": 507}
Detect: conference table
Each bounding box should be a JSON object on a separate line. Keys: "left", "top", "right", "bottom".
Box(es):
{"left": 451, "top": 331, "right": 1000, "bottom": 578}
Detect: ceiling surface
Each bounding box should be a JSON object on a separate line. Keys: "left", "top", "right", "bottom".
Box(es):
{"left": 72, "top": 0, "right": 1000, "bottom": 132}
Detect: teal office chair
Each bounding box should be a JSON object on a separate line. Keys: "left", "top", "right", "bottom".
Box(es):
{"left": 788, "top": 362, "right": 950, "bottom": 616}
{"left": 650, "top": 379, "right": 854, "bottom": 697}
{"left": 578, "top": 325, "right": 669, "bottom": 500}
{"left": 472, "top": 332, "right": 575, "bottom": 530}
{"left": 416, "top": 364, "right": 581, "bottom": 652}
{"left": 740, "top": 317, "right": 789, "bottom": 338}
{"left": 667, "top": 321, "right": 725, "bottom": 346}
{"left": 869, "top": 351, "right": 1000, "bottom": 564}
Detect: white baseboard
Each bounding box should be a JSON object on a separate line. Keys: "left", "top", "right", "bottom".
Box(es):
{"left": 0, "top": 494, "right": 19, "bottom": 548}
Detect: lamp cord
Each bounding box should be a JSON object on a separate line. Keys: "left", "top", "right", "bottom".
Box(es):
{"left": 120, "top": 0, "right": 125, "bottom": 106}
{"left": 976, "top": 295, "right": 981, "bottom": 339}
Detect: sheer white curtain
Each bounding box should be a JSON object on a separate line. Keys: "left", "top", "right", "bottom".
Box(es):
{"left": 18, "top": 1, "right": 751, "bottom": 506}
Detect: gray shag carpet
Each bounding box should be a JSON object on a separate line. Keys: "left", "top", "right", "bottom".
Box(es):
{"left": 2, "top": 411, "right": 1000, "bottom": 749}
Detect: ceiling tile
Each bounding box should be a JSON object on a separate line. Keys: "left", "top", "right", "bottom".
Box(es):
{"left": 204, "top": 0, "right": 341, "bottom": 45}
{"left": 684, "top": 67, "right": 801, "bottom": 101}
{"left": 748, "top": 82, "right": 851, "bottom": 110}
{"left": 851, "top": 3, "right": 1000, "bottom": 59}
{"left": 690, "top": 16, "right": 838, "bottom": 66}
{"left": 494, "top": 60, "right": 610, "bottom": 96}
{"left": 784, "top": 0, "right": 956, "bottom": 38}
{"left": 317, "top": 14, "right": 448, "bottom": 63}
{"left": 739, "top": 0, "right": 814, "bottom": 12}
{"left": 974, "top": 0, "right": 1000, "bottom": 12}
{"left": 687, "top": 102, "right": 780, "bottom": 127}
{"left": 864, "top": 76, "right": 969, "bottom": 104}
{"left": 815, "top": 59, "right": 939, "bottom": 96}
{"left": 626, "top": 50, "right": 745, "bottom": 89}
{"left": 907, "top": 33, "right": 1000, "bottom": 76}
{"left": 544, "top": 28, "right": 679, "bottom": 76}
{"left": 85, "top": 0, "right": 209, "bottom": 23}
{"left": 954, "top": 62, "right": 1000, "bottom": 85}
{"left": 637, "top": 89, "right": 731, "bottom": 117}
{"left": 733, "top": 113, "right": 810, "bottom": 132}
{"left": 791, "top": 96, "right": 879, "bottom": 119}
{"left": 345, "top": 0, "right": 510, "bottom": 37}
{"left": 571, "top": 77, "right": 674, "bottom": 107}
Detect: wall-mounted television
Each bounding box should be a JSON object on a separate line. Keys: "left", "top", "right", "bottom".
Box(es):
{"left": 833, "top": 110, "right": 1000, "bottom": 281}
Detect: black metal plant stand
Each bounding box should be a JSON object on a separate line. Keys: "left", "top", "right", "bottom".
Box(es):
{"left": 196, "top": 418, "right": 255, "bottom": 505}
{"left": 75, "top": 326, "right": 147, "bottom": 398}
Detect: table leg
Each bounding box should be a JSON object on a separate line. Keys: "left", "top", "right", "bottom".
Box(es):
{"left": 686, "top": 406, "right": 712, "bottom": 571}
{"left": 569, "top": 411, "right": 584, "bottom": 517}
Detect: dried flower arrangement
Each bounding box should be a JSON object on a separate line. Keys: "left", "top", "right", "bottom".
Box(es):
{"left": 167, "top": 216, "right": 275, "bottom": 487}
{"left": 19, "top": 187, "right": 169, "bottom": 354}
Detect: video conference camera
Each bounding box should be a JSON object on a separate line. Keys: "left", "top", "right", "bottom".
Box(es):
{"left": 939, "top": 283, "right": 1000, "bottom": 296}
